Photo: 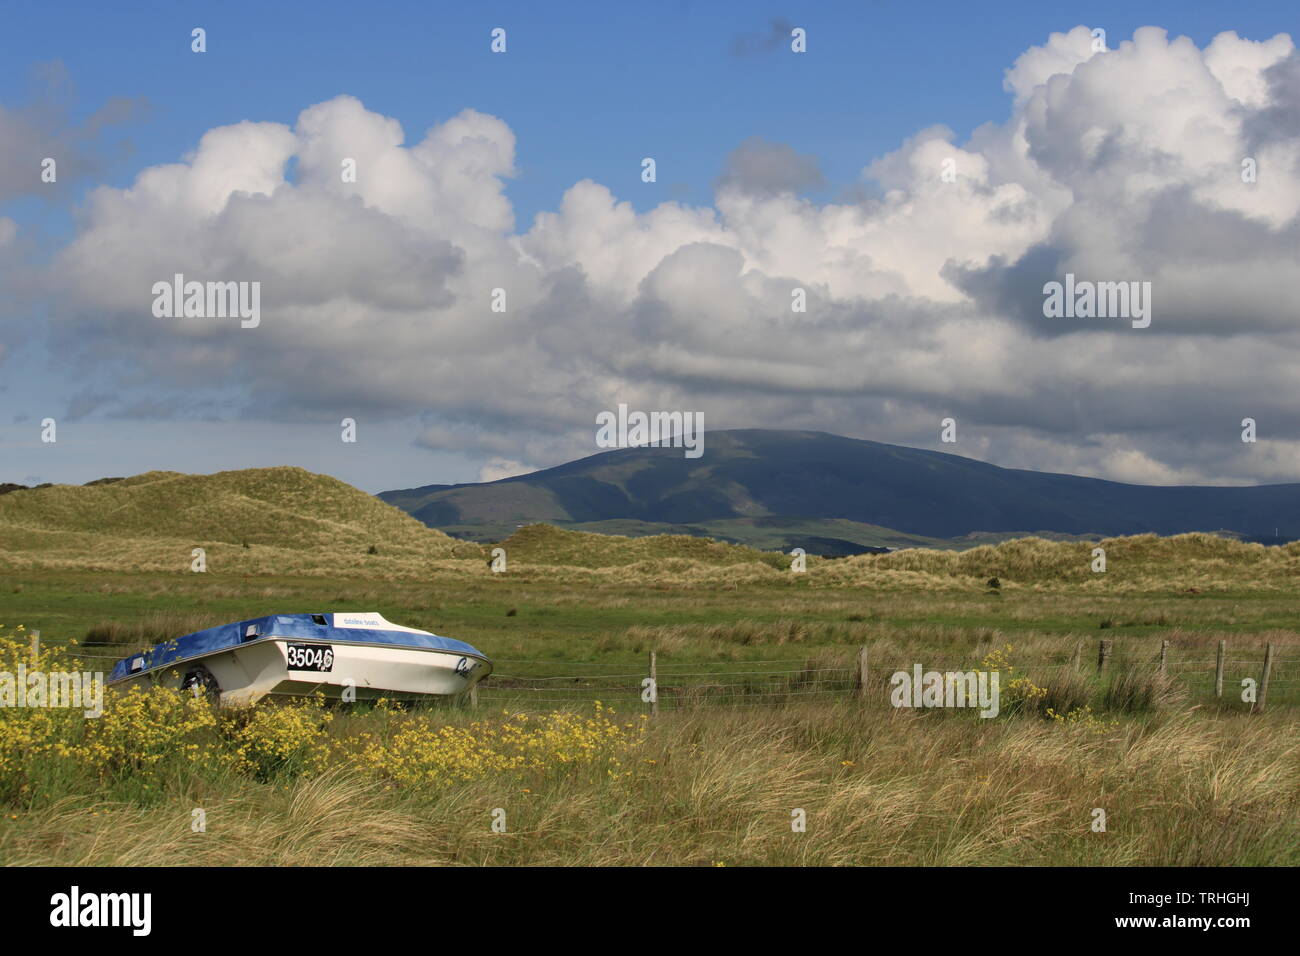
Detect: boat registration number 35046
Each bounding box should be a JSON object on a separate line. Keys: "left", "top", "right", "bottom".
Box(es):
{"left": 286, "top": 643, "right": 334, "bottom": 671}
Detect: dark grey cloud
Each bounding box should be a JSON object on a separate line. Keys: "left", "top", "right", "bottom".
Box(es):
{"left": 715, "top": 136, "right": 825, "bottom": 197}
{"left": 1243, "top": 51, "right": 1300, "bottom": 154}
{"left": 947, "top": 186, "right": 1299, "bottom": 338}
{"left": 0, "top": 61, "right": 145, "bottom": 202}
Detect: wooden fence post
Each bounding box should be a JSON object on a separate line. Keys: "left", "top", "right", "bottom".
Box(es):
{"left": 855, "top": 646, "right": 869, "bottom": 699}
{"left": 468, "top": 684, "right": 479, "bottom": 709}
{"left": 1072, "top": 641, "right": 1083, "bottom": 671}
{"left": 649, "top": 650, "right": 658, "bottom": 717}
{"left": 1097, "top": 639, "right": 1112, "bottom": 673}
{"left": 1255, "top": 643, "right": 1274, "bottom": 714}
{"left": 1214, "top": 640, "right": 1225, "bottom": 698}
{"left": 1158, "top": 639, "right": 1169, "bottom": 677}
{"left": 29, "top": 629, "right": 40, "bottom": 663}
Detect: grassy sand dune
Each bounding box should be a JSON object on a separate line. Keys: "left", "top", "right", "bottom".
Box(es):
{"left": 846, "top": 532, "right": 1300, "bottom": 590}
{"left": 3, "top": 469, "right": 1298, "bottom": 591}
{"left": 0, "top": 467, "right": 482, "bottom": 575}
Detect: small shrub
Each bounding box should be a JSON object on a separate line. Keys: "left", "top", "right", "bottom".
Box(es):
{"left": 979, "top": 644, "right": 1047, "bottom": 715}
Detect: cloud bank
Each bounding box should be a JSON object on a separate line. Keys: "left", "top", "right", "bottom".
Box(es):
{"left": 20, "top": 25, "right": 1300, "bottom": 485}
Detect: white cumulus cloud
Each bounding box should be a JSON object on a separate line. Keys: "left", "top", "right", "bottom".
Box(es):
{"left": 25, "top": 25, "right": 1300, "bottom": 486}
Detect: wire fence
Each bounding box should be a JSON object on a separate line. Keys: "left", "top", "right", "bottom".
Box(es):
{"left": 474, "top": 641, "right": 1298, "bottom": 714}
{"left": 481, "top": 660, "right": 860, "bottom": 710}
{"left": 32, "top": 634, "right": 1300, "bottom": 714}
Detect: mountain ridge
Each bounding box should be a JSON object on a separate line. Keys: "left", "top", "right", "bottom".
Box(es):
{"left": 379, "top": 429, "right": 1300, "bottom": 550}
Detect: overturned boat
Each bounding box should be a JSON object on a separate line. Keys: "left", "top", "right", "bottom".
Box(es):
{"left": 108, "top": 612, "right": 491, "bottom": 705}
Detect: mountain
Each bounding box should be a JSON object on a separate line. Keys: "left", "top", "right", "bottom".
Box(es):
{"left": 379, "top": 429, "right": 1300, "bottom": 549}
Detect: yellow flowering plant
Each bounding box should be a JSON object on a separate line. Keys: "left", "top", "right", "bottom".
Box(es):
{"left": 978, "top": 643, "right": 1049, "bottom": 715}
{"left": 1, "top": 628, "right": 649, "bottom": 803}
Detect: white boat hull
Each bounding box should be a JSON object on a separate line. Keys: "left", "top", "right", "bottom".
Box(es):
{"left": 111, "top": 638, "right": 491, "bottom": 706}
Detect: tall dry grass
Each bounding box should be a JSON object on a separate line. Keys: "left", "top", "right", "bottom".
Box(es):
{"left": 2, "top": 770, "right": 440, "bottom": 866}
{"left": 3, "top": 703, "right": 1295, "bottom": 866}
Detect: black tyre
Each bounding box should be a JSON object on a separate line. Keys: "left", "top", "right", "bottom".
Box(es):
{"left": 181, "top": 665, "right": 221, "bottom": 702}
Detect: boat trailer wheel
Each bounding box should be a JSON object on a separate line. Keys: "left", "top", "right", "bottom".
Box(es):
{"left": 181, "top": 665, "right": 221, "bottom": 701}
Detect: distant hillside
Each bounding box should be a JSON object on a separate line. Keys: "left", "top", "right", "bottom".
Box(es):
{"left": 0, "top": 467, "right": 479, "bottom": 574}
{"left": 380, "top": 429, "right": 1300, "bottom": 550}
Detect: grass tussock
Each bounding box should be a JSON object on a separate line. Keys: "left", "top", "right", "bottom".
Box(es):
{"left": 1101, "top": 667, "right": 1187, "bottom": 714}
{"left": 82, "top": 610, "right": 235, "bottom": 649}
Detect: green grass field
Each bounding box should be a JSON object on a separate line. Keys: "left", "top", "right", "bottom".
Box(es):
{"left": 2, "top": 562, "right": 1298, "bottom": 866}
{"left": 0, "top": 473, "right": 1296, "bottom": 866}
{"left": 5, "top": 565, "right": 1298, "bottom": 700}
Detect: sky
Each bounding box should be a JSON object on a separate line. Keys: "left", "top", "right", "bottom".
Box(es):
{"left": 0, "top": 0, "right": 1297, "bottom": 492}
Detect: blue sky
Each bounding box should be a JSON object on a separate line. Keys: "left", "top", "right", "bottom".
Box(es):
{"left": 3, "top": 0, "right": 1289, "bottom": 229}
{"left": 1, "top": 1, "right": 1297, "bottom": 492}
